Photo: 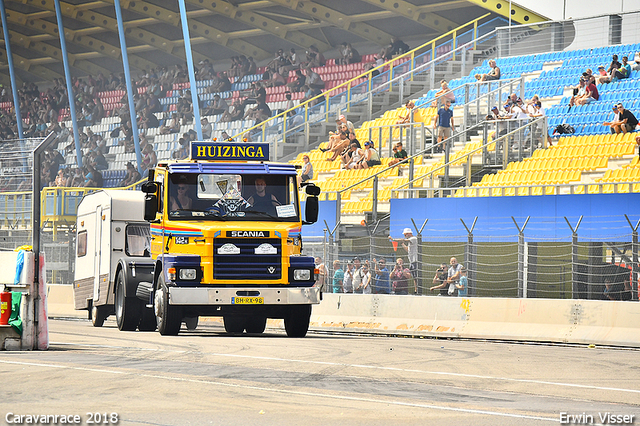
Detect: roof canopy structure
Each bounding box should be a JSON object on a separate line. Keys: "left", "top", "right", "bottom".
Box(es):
{"left": 0, "top": 0, "right": 547, "bottom": 84}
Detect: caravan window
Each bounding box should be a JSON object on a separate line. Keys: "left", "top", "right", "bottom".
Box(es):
{"left": 77, "top": 231, "right": 87, "bottom": 257}
{"left": 126, "top": 224, "right": 151, "bottom": 257}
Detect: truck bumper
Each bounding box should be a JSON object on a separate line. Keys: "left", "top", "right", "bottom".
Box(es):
{"left": 168, "top": 286, "right": 321, "bottom": 305}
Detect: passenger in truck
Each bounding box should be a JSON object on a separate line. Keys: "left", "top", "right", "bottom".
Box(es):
{"left": 170, "top": 184, "right": 193, "bottom": 211}
{"left": 247, "top": 177, "right": 281, "bottom": 215}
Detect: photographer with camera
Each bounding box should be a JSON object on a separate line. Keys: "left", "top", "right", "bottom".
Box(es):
{"left": 430, "top": 263, "right": 449, "bottom": 296}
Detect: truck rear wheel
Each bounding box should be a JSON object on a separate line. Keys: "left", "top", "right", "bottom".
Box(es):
{"left": 245, "top": 316, "right": 267, "bottom": 334}
{"left": 91, "top": 304, "right": 107, "bottom": 327}
{"left": 115, "top": 272, "right": 141, "bottom": 331}
{"left": 223, "top": 316, "right": 245, "bottom": 334}
{"left": 284, "top": 305, "right": 311, "bottom": 337}
{"left": 154, "top": 275, "right": 182, "bottom": 335}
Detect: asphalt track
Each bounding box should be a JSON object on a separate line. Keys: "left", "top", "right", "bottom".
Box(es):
{"left": 1, "top": 318, "right": 639, "bottom": 426}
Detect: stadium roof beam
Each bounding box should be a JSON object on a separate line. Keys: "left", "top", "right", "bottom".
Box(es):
{"left": 267, "top": 0, "right": 394, "bottom": 45}
{"left": 112, "top": 0, "right": 272, "bottom": 60}
{"left": 358, "top": 0, "right": 458, "bottom": 33}
{"left": 22, "top": 0, "right": 209, "bottom": 64}
{"left": 0, "top": 47, "right": 63, "bottom": 80}
{"left": 185, "top": 0, "right": 332, "bottom": 53}
{"left": 465, "top": 0, "right": 547, "bottom": 24}
{"left": 5, "top": 30, "right": 112, "bottom": 76}
{"left": 5, "top": 9, "right": 158, "bottom": 71}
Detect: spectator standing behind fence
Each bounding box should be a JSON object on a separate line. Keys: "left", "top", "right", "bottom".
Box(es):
{"left": 390, "top": 258, "right": 411, "bottom": 295}
{"left": 457, "top": 267, "right": 468, "bottom": 297}
{"left": 343, "top": 260, "right": 354, "bottom": 293}
{"left": 389, "top": 228, "right": 418, "bottom": 292}
{"left": 373, "top": 258, "right": 390, "bottom": 294}
{"left": 352, "top": 258, "right": 365, "bottom": 293}
{"left": 315, "top": 256, "right": 328, "bottom": 292}
{"left": 446, "top": 257, "right": 464, "bottom": 296}
{"left": 430, "top": 263, "right": 449, "bottom": 296}
{"left": 331, "top": 260, "right": 344, "bottom": 294}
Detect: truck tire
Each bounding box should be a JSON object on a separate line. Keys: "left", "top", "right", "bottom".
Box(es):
{"left": 223, "top": 316, "right": 245, "bottom": 334}
{"left": 115, "top": 272, "right": 141, "bottom": 331}
{"left": 245, "top": 316, "right": 267, "bottom": 334}
{"left": 284, "top": 305, "right": 311, "bottom": 337}
{"left": 154, "top": 274, "right": 182, "bottom": 335}
{"left": 91, "top": 304, "right": 107, "bottom": 328}
{"left": 184, "top": 316, "right": 199, "bottom": 330}
{"left": 138, "top": 307, "right": 157, "bottom": 331}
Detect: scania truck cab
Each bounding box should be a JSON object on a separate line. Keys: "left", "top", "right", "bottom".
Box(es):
{"left": 137, "top": 141, "right": 321, "bottom": 336}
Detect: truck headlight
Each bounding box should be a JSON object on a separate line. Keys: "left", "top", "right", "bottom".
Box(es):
{"left": 293, "top": 269, "right": 311, "bottom": 280}
{"left": 179, "top": 268, "right": 197, "bottom": 280}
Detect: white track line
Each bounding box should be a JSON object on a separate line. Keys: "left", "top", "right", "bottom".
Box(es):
{"left": 0, "top": 359, "right": 558, "bottom": 423}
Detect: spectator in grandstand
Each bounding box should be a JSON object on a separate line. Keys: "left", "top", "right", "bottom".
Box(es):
{"left": 343, "top": 142, "right": 364, "bottom": 169}
{"left": 433, "top": 101, "right": 455, "bottom": 145}
{"left": 575, "top": 78, "right": 599, "bottom": 106}
{"left": 636, "top": 135, "right": 640, "bottom": 159}
{"left": 388, "top": 142, "right": 408, "bottom": 167}
{"left": 343, "top": 260, "right": 354, "bottom": 293}
{"left": 287, "top": 69, "right": 306, "bottom": 92}
{"left": 324, "top": 129, "right": 354, "bottom": 161}
{"left": 431, "top": 80, "right": 456, "bottom": 108}
{"left": 304, "top": 67, "right": 325, "bottom": 91}
{"left": 606, "top": 54, "right": 622, "bottom": 77}
{"left": 633, "top": 51, "right": 640, "bottom": 71}
{"left": 139, "top": 107, "right": 160, "bottom": 131}
{"left": 331, "top": 260, "right": 344, "bottom": 294}
{"left": 373, "top": 258, "right": 390, "bottom": 294}
{"left": 205, "top": 94, "right": 228, "bottom": 116}
{"left": 285, "top": 49, "right": 300, "bottom": 71}
{"left": 297, "top": 154, "right": 313, "bottom": 185}
{"left": 219, "top": 99, "right": 245, "bottom": 123}
{"left": 160, "top": 113, "right": 181, "bottom": 134}
{"left": 526, "top": 96, "right": 544, "bottom": 116}
{"left": 569, "top": 78, "right": 587, "bottom": 108}
{"left": 390, "top": 258, "right": 411, "bottom": 295}
{"left": 430, "top": 263, "right": 450, "bottom": 296}
{"left": 336, "top": 114, "right": 355, "bottom": 134}
{"left": 339, "top": 42, "right": 361, "bottom": 65}
{"left": 582, "top": 69, "right": 596, "bottom": 87}
{"left": 299, "top": 84, "right": 323, "bottom": 106}
{"left": 357, "top": 141, "right": 381, "bottom": 169}
{"left": 201, "top": 117, "right": 212, "bottom": 140}
{"left": 172, "top": 138, "right": 189, "bottom": 160}
{"left": 396, "top": 100, "right": 415, "bottom": 125}
{"left": 220, "top": 131, "right": 233, "bottom": 142}
{"left": 141, "top": 143, "right": 157, "bottom": 176}
{"left": 314, "top": 256, "right": 328, "bottom": 292}
{"left": 612, "top": 56, "right": 632, "bottom": 81}
{"left": 263, "top": 68, "right": 286, "bottom": 87}
{"left": 476, "top": 59, "right": 500, "bottom": 82}
{"left": 119, "top": 162, "right": 142, "bottom": 186}
{"left": 243, "top": 97, "right": 272, "bottom": 124}
{"left": 83, "top": 164, "right": 102, "bottom": 187}
{"left": 381, "top": 37, "right": 410, "bottom": 61}
{"left": 213, "top": 72, "right": 232, "bottom": 93}
{"left": 604, "top": 103, "right": 639, "bottom": 134}
{"left": 363, "top": 54, "right": 384, "bottom": 77}
{"left": 389, "top": 228, "right": 418, "bottom": 290}
{"left": 92, "top": 149, "right": 109, "bottom": 171}
{"left": 303, "top": 45, "right": 326, "bottom": 68}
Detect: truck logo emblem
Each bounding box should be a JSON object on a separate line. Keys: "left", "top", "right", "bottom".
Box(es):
{"left": 218, "top": 243, "right": 240, "bottom": 255}
{"left": 267, "top": 267, "right": 276, "bottom": 274}
{"left": 227, "top": 231, "right": 270, "bottom": 237}
{"left": 255, "top": 243, "right": 277, "bottom": 254}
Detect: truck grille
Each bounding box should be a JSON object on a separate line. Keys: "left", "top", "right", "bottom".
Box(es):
{"left": 213, "top": 238, "right": 282, "bottom": 280}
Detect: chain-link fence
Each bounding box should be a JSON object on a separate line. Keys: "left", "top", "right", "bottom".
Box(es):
{"left": 307, "top": 215, "right": 639, "bottom": 301}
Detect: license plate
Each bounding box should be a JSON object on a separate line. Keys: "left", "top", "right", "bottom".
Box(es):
{"left": 232, "top": 297, "right": 264, "bottom": 304}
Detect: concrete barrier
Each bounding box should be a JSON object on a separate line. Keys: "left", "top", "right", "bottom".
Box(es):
{"left": 46, "top": 285, "right": 640, "bottom": 347}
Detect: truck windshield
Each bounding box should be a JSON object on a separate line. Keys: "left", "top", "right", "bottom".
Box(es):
{"left": 168, "top": 173, "right": 299, "bottom": 222}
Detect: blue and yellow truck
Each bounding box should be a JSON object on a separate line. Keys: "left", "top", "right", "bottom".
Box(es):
{"left": 136, "top": 141, "right": 321, "bottom": 336}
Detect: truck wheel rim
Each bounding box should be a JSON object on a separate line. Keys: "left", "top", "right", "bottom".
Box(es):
{"left": 154, "top": 289, "right": 164, "bottom": 319}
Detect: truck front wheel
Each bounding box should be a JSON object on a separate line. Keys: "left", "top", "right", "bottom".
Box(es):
{"left": 284, "top": 305, "right": 311, "bottom": 337}
{"left": 154, "top": 275, "right": 182, "bottom": 335}
{"left": 115, "top": 272, "right": 141, "bottom": 331}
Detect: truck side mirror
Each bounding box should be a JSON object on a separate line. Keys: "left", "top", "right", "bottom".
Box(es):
{"left": 141, "top": 181, "right": 157, "bottom": 194}
{"left": 304, "top": 196, "right": 318, "bottom": 224}
{"left": 144, "top": 194, "right": 158, "bottom": 221}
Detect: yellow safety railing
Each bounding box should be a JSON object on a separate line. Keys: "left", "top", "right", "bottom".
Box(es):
{"left": 233, "top": 13, "right": 492, "bottom": 144}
